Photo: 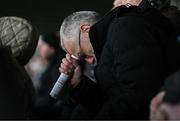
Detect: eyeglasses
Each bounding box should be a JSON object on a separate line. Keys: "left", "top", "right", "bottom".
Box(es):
{"left": 61, "top": 30, "right": 85, "bottom": 60}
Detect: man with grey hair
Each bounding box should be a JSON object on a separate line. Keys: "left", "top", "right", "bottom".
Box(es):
{"left": 60, "top": 11, "right": 100, "bottom": 66}
{"left": 59, "top": 11, "right": 101, "bottom": 86}
{"left": 58, "top": 11, "right": 101, "bottom": 119}
{"left": 59, "top": 0, "right": 180, "bottom": 119}
{"left": 60, "top": 11, "right": 101, "bottom": 47}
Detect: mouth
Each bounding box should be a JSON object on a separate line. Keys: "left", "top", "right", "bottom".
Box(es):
{"left": 85, "top": 55, "right": 95, "bottom": 64}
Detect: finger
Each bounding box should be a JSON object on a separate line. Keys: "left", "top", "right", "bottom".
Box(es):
{"left": 158, "top": 104, "right": 172, "bottom": 120}
{"left": 66, "top": 54, "right": 79, "bottom": 68}
{"left": 150, "top": 91, "right": 165, "bottom": 111}
{"left": 63, "top": 58, "right": 75, "bottom": 70}
{"left": 59, "top": 67, "right": 67, "bottom": 74}
{"left": 62, "top": 58, "right": 71, "bottom": 66}
{"left": 156, "top": 91, "right": 165, "bottom": 103}
{"left": 61, "top": 63, "right": 69, "bottom": 72}
{"left": 66, "top": 53, "right": 72, "bottom": 63}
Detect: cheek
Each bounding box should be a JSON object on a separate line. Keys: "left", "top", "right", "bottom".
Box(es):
{"left": 81, "top": 41, "right": 94, "bottom": 55}
{"left": 40, "top": 46, "right": 48, "bottom": 54}
{"left": 87, "top": 42, "right": 94, "bottom": 54}
{"left": 39, "top": 44, "right": 53, "bottom": 57}
{"left": 49, "top": 48, "right": 55, "bottom": 55}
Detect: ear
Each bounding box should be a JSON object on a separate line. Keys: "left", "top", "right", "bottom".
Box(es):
{"left": 80, "top": 24, "right": 91, "bottom": 33}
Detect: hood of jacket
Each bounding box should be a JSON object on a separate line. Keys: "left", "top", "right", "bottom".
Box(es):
{"left": 89, "top": 0, "right": 172, "bottom": 61}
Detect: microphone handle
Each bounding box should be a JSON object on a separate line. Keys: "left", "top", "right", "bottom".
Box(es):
{"left": 50, "top": 73, "right": 69, "bottom": 99}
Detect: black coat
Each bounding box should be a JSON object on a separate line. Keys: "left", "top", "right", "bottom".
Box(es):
{"left": 0, "top": 46, "right": 35, "bottom": 119}
{"left": 162, "top": 6, "right": 180, "bottom": 38}
{"left": 70, "top": 1, "right": 180, "bottom": 119}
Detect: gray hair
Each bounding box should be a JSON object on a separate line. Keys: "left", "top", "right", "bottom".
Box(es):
{"left": 60, "top": 11, "right": 101, "bottom": 51}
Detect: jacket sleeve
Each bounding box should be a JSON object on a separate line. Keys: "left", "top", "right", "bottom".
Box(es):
{"left": 70, "top": 16, "right": 166, "bottom": 119}
{"left": 95, "top": 16, "right": 166, "bottom": 119}
{"left": 69, "top": 75, "right": 105, "bottom": 113}
{"left": 0, "top": 46, "right": 35, "bottom": 119}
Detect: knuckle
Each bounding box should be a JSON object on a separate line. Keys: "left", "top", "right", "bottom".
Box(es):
{"left": 63, "top": 58, "right": 71, "bottom": 65}
{"left": 66, "top": 53, "right": 70, "bottom": 57}
{"left": 59, "top": 68, "right": 61, "bottom": 72}
{"left": 70, "top": 65, "right": 74, "bottom": 69}
{"left": 62, "top": 58, "right": 67, "bottom": 63}
{"left": 66, "top": 54, "right": 71, "bottom": 61}
{"left": 59, "top": 68, "right": 64, "bottom": 73}
{"left": 61, "top": 64, "right": 65, "bottom": 69}
{"left": 64, "top": 61, "right": 69, "bottom": 66}
{"left": 66, "top": 53, "right": 69, "bottom": 57}
{"left": 61, "top": 63, "right": 64, "bottom": 67}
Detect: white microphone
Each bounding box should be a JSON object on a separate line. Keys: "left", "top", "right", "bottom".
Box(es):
{"left": 50, "top": 55, "right": 79, "bottom": 99}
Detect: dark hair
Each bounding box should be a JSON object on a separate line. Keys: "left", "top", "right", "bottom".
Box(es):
{"left": 40, "top": 33, "right": 60, "bottom": 50}
{"left": 147, "top": 0, "right": 171, "bottom": 10}
{"left": 163, "top": 71, "right": 180, "bottom": 104}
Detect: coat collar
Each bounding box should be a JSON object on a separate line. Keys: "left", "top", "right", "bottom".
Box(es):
{"left": 89, "top": 7, "right": 118, "bottom": 61}
{"left": 89, "top": 1, "right": 172, "bottom": 61}
{"left": 89, "top": 4, "right": 147, "bottom": 61}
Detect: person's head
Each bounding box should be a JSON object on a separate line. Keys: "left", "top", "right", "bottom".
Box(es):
{"left": 113, "top": 0, "right": 143, "bottom": 8}
{"left": 60, "top": 11, "right": 101, "bottom": 64}
{"left": 38, "top": 33, "right": 60, "bottom": 60}
{"left": 147, "top": 0, "right": 171, "bottom": 10}
{"left": 0, "top": 16, "right": 39, "bottom": 65}
{"left": 150, "top": 71, "right": 180, "bottom": 120}
{"left": 171, "top": 0, "right": 180, "bottom": 9}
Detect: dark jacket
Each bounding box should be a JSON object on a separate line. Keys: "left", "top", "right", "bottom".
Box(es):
{"left": 0, "top": 46, "right": 35, "bottom": 119}
{"left": 0, "top": 16, "right": 38, "bottom": 119}
{"left": 162, "top": 6, "right": 180, "bottom": 37}
{"left": 159, "top": 5, "right": 180, "bottom": 106}
{"left": 70, "top": 1, "right": 180, "bottom": 119}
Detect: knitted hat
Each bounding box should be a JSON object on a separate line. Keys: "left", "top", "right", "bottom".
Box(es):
{"left": 0, "top": 16, "right": 39, "bottom": 65}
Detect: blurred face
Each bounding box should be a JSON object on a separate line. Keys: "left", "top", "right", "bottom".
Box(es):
{"left": 38, "top": 41, "right": 55, "bottom": 60}
{"left": 62, "top": 24, "right": 95, "bottom": 64}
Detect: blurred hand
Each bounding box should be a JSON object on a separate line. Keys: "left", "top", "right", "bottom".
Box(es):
{"left": 59, "top": 53, "right": 82, "bottom": 88}
{"left": 150, "top": 91, "right": 165, "bottom": 120}
{"left": 157, "top": 103, "right": 180, "bottom": 120}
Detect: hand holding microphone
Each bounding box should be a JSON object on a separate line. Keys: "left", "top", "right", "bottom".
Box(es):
{"left": 50, "top": 53, "right": 82, "bottom": 99}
